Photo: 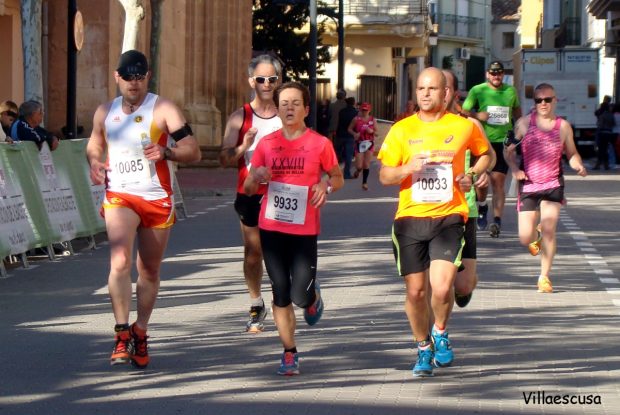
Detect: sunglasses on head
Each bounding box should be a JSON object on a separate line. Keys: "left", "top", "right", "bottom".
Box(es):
{"left": 534, "top": 97, "right": 554, "bottom": 104}
{"left": 253, "top": 76, "right": 278, "bottom": 84}
{"left": 121, "top": 74, "right": 146, "bottom": 82}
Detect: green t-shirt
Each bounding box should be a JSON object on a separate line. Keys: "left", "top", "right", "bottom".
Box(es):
{"left": 462, "top": 83, "right": 520, "bottom": 143}
{"left": 465, "top": 149, "right": 477, "bottom": 218}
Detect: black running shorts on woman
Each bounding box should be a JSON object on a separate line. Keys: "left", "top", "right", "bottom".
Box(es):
{"left": 259, "top": 229, "right": 318, "bottom": 308}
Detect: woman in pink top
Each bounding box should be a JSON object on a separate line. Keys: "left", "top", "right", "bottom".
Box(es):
{"left": 348, "top": 102, "right": 377, "bottom": 190}
{"left": 505, "top": 83, "right": 586, "bottom": 294}
{"left": 244, "top": 82, "right": 343, "bottom": 376}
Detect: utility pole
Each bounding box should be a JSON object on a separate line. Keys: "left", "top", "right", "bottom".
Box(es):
{"left": 337, "top": 0, "right": 344, "bottom": 91}
{"left": 309, "top": 0, "right": 317, "bottom": 129}
{"left": 66, "top": 0, "right": 79, "bottom": 139}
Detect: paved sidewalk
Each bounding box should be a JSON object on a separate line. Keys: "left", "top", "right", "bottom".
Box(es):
{"left": 175, "top": 166, "right": 237, "bottom": 197}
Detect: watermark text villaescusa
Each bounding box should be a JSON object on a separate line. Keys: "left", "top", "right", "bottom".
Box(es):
{"left": 522, "top": 391, "right": 602, "bottom": 405}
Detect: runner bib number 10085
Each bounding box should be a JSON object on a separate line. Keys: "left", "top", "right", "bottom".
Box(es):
{"left": 110, "top": 146, "right": 152, "bottom": 187}
{"left": 265, "top": 181, "right": 308, "bottom": 225}
{"left": 411, "top": 163, "right": 453, "bottom": 203}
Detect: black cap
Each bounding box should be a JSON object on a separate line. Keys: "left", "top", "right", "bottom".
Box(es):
{"left": 117, "top": 50, "right": 149, "bottom": 76}
{"left": 487, "top": 61, "right": 504, "bottom": 73}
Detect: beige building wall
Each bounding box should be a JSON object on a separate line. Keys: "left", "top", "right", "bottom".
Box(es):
{"left": 0, "top": 0, "right": 24, "bottom": 104}
{"left": 520, "top": 0, "right": 544, "bottom": 48}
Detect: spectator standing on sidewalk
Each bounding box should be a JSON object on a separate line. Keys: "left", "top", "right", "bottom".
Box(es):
{"left": 335, "top": 97, "right": 358, "bottom": 179}
{"left": 328, "top": 89, "right": 347, "bottom": 141}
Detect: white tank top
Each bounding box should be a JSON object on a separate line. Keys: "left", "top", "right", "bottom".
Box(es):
{"left": 104, "top": 93, "right": 173, "bottom": 200}
{"left": 243, "top": 110, "right": 283, "bottom": 168}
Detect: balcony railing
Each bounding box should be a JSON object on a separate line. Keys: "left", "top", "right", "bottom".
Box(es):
{"left": 322, "top": 0, "right": 427, "bottom": 17}
{"left": 435, "top": 13, "right": 484, "bottom": 40}
{"left": 555, "top": 17, "right": 581, "bottom": 47}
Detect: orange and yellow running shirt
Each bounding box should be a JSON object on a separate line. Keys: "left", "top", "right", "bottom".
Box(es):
{"left": 378, "top": 112, "right": 489, "bottom": 221}
{"left": 104, "top": 93, "right": 173, "bottom": 200}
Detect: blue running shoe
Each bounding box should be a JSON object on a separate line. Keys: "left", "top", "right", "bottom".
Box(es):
{"left": 431, "top": 327, "right": 454, "bottom": 367}
{"left": 477, "top": 204, "right": 488, "bottom": 231}
{"left": 304, "top": 281, "right": 323, "bottom": 326}
{"left": 412, "top": 347, "right": 434, "bottom": 377}
{"left": 277, "top": 351, "right": 299, "bottom": 376}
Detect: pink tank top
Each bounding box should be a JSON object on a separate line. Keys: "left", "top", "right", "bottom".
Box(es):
{"left": 521, "top": 113, "right": 563, "bottom": 193}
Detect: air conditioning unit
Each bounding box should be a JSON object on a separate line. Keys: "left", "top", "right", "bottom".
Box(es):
{"left": 457, "top": 47, "right": 471, "bottom": 60}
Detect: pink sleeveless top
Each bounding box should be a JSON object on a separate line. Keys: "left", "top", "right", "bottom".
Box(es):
{"left": 521, "top": 113, "right": 563, "bottom": 193}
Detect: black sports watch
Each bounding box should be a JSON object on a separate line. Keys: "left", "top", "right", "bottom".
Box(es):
{"left": 163, "top": 147, "right": 173, "bottom": 160}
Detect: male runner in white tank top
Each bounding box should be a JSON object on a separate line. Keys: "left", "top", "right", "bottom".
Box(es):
{"left": 87, "top": 50, "right": 201, "bottom": 369}
{"left": 220, "top": 55, "right": 283, "bottom": 333}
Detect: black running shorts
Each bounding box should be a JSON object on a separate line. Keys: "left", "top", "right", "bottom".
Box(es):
{"left": 391, "top": 214, "right": 465, "bottom": 276}
{"left": 461, "top": 219, "right": 477, "bottom": 260}
{"left": 234, "top": 193, "right": 263, "bottom": 227}
{"left": 517, "top": 185, "right": 564, "bottom": 212}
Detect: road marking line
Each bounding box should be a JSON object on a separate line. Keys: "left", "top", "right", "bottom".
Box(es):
{"left": 576, "top": 241, "right": 594, "bottom": 247}
{"left": 600, "top": 278, "right": 620, "bottom": 284}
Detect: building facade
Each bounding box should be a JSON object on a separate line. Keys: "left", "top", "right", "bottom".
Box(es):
{"left": 0, "top": 0, "right": 252, "bottom": 159}
{"left": 320, "top": 0, "right": 432, "bottom": 119}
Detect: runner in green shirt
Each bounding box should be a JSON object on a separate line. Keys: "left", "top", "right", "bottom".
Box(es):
{"left": 461, "top": 61, "right": 521, "bottom": 238}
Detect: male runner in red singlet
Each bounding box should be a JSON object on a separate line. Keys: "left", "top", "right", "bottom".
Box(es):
{"left": 220, "top": 55, "right": 283, "bottom": 332}
{"left": 87, "top": 50, "right": 201, "bottom": 369}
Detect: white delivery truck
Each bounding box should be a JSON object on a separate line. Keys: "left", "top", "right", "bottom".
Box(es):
{"left": 512, "top": 48, "right": 599, "bottom": 155}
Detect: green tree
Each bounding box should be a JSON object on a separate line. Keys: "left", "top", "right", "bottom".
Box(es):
{"left": 252, "top": 0, "right": 332, "bottom": 80}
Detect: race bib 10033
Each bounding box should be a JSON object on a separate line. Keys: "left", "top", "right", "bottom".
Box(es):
{"left": 411, "top": 163, "right": 453, "bottom": 203}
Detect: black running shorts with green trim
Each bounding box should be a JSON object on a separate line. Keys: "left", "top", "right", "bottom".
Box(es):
{"left": 391, "top": 214, "right": 465, "bottom": 276}
{"left": 461, "top": 219, "right": 477, "bottom": 260}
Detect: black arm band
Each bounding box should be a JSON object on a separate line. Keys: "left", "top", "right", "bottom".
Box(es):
{"left": 170, "top": 123, "right": 193, "bottom": 142}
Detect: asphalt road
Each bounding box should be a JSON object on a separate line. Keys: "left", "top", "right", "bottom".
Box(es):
{"left": 1, "top": 161, "right": 618, "bottom": 415}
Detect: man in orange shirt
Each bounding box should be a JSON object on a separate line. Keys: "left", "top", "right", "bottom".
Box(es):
{"left": 378, "top": 67, "right": 492, "bottom": 377}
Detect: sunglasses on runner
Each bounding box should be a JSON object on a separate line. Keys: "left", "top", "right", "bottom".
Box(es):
{"left": 121, "top": 74, "right": 147, "bottom": 82}
{"left": 253, "top": 76, "right": 279, "bottom": 84}
{"left": 534, "top": 96, "right": 554, "bottom": 104}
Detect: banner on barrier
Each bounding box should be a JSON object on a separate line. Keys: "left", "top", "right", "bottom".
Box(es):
{"left": 37, "top": 144, "right": 81, "bottom": 241}
{"left": 0, "top": 161, "right": 36, "bottom": 255}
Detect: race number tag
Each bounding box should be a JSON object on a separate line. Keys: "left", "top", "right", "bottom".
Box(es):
{"left": 110, "top": 146, "right": 151, "bottom": 187}
{"left": 358, "top": 140, "right": 372, "bottom": 153}
{"left": 487, "top": 105, "right": 510, "bottom": 125}
{"left": 411, "top": 164, "right": 453, "bottom": 203}
{"left": 265, "top": 181, "right": 308, "bottom": 224}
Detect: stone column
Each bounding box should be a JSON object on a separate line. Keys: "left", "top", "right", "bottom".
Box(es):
{"left": 183, "top": 0, "right": 251, "bottom": 152}
{"left": 183, "top": 0, "right": 221, "bottom": 150}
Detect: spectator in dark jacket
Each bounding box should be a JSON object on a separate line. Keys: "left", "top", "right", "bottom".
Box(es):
{"left": 9, "top": 100, "right": 59, "bottom": 151}
{"left": 594, "top": 96, "right": 614, "bottom": 170}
